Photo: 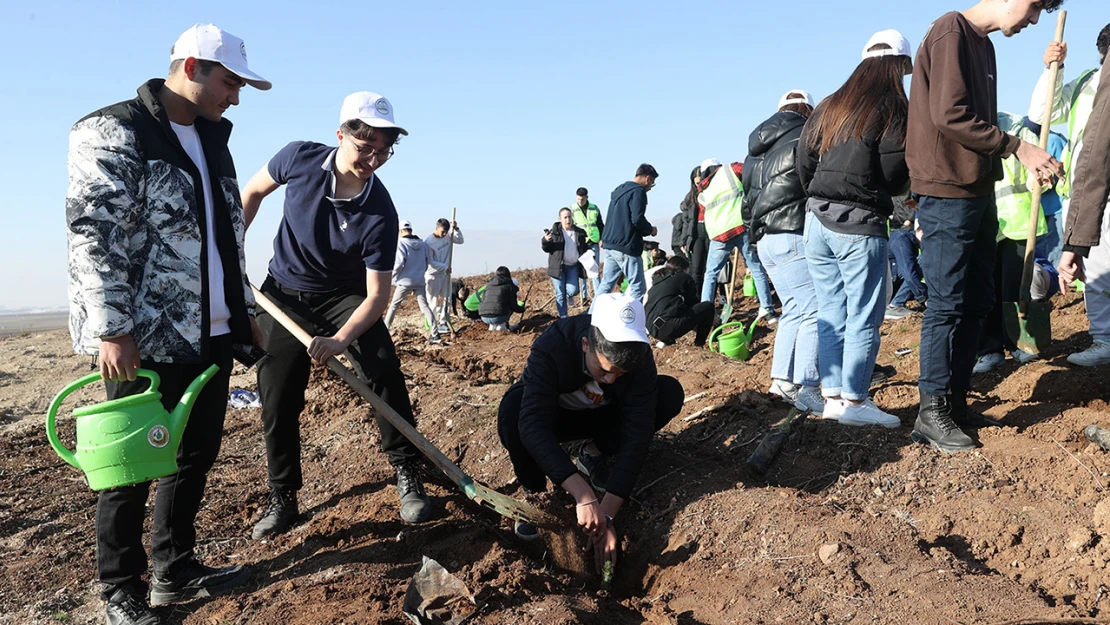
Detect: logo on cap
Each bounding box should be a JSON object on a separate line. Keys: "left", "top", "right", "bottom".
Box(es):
{"left": 148, "top": 425, "right": 169, "bottom": 449}
{"left": 375, "top": 99, "right": 390, "bottom": 115}
{"left": 619, "top": 306, "right": 636, "bottom": 324}
{"left": 240, "top": 42, "right": 247, "bottom": 61}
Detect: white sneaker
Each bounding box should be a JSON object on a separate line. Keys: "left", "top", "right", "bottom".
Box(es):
{"left": 768, "top": 379, "right": 798, "bottom": 403}
{"left": 1068, "top": 340, "right": 1110, "bottom": 367}
{"left": 972, "top": 352, "right": 1005, "bottom": 374}
{"left": 757, "top": 307, "right": 779, "bottom": 327}
{"left": 822, "top": 397, "right": 847, "bottom": 421}
{"left": 795, "top": 386, "right": 825, "bottom": 416}
{"left": 1011, "top": 348, "right": 1039, "bottom": 364}
{"left": 839, "top": 398, "right": 900, "bottom": 429}
{"left": 655, "top": 341, "right": 667, "bottom": 349}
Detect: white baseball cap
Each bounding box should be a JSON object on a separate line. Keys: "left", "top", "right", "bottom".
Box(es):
{"left": 590, "top": 293, "right": 649, "bottom": 345}
{"left": 778, "top": 90, "right": 814, "bottom": 109}
{"left": 700, "top": 158, "right": 722, "bottom": 172}
{"left": 863, "top": 29, "right": 912, "bottom": 61}
{"left": 170, "top": 24, "right": 271, "bottom": 91}
{"left": 399, "top": 220, "right": 413, "bottom": 230}
{"left": 339, "top": 92, "right": 409, "bottom": 136}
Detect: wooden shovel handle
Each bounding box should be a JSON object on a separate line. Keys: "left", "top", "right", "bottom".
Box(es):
{"left": 251, "top": 285, "right": 470, "bottom": 487}
{"left": 1019, "top": 10, "right": 1067, "bottom": 314}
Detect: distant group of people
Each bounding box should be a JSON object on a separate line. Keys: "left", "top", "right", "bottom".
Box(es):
{"left": 60, "top": 1, "right": 1110, "bottom": 622}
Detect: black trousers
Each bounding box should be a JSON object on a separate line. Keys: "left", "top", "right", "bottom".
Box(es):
{"left": 256, "top": 276, "right": 418, "bottom": 492}
{"left": 496, "top": 375, "right": 684, "bottom": 493}
{"left": 97, "top": 334, "right": 234, "bottom": 599}
{"left": 651, "top": 301, "right": 715, "bottom": 346}
{"left": 689, "top": 223, "right": 710, "bottom": 298}
{"left": 978, "top": 238, "right": 1026, "bottom": 357}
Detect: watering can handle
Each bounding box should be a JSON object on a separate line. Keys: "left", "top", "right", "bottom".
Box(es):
{"left": 45, "top": 369, "right": 161, "bottom": 469}
{"left": 708, "top": 321, "right": 746, "bottom": 353}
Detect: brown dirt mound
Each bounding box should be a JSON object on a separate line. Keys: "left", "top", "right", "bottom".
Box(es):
{"left": 2, "top": 268, "right": 1109, "bottom": 624}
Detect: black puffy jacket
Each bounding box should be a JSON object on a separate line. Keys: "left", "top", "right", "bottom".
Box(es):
{"left": 478, "top": 275, "right": 525, "bottom": 318}
{"left": 741, "top": 111, "right": 809, "bottom": 242}
{"left": 796, "top": 105, "right": 910, "bottom": 237}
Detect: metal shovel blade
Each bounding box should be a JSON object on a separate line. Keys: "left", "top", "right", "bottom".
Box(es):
{"left": 1003, "top": 300, "right": 1052, "bottom": 356}
{"left": 463, "top": 478, "right": 561, "bottom": 530}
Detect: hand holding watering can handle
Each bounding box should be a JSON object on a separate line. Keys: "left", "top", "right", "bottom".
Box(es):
{"left": 45, "top": 369, "right": 161, "bottom": 469}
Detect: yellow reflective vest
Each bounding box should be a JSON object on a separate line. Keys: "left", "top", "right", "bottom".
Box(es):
{"left": 996, "top": 114, "right": 1048, "bottom": 242}
{"left": 698, "top": 164, "right": 744, "bottom": 241}
{"left": 570, "top": 203, "right": 603, "bottom": 243}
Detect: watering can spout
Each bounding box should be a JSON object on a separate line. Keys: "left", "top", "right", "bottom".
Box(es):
{"left": 170, "top": 365, "right": 220, "bottom": 442}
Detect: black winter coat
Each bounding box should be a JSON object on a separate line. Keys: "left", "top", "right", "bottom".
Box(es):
{"left": 478, "top": 275, "right": 525, "bottom": 318}
{"left": 516, "top": 315, "right": 660, "bottom": 498}
{"left": 541, "top": 223, "right": 590, "bottom": 279}
{"left": 645, "top": 272, "right": 698, "bottom": 332}
{"left": 742, "top": 111, "right": 809, "bottom": 243}
{"left": 796, "top": 105, "right": 910, "bottom": 237}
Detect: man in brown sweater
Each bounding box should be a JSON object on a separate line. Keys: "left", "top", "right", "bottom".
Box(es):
{"left": 906, "top": 0, "right": 1065, "bottom": 453}
{"left": 1058, "top": 63, "right": 1110, "bottom": 366}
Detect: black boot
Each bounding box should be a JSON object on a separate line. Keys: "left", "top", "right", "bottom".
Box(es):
{"left": 949, "top": 389, "right": 1001, "bottom": 428}
{"left": 396, "top": 462, "right": 433, "bottom": 523}
{"left": 251, "top": 488, "right": 298, "bottom": 540}
{"left": 911, "top": 391, "right": 976, "bottom": 453}
{"left": 105, "top": 590, "right": 161, "bottom": 625}
{"left": 149, "top": 560, "right": 251, "bottom": 606}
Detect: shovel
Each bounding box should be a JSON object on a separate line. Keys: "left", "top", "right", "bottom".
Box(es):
{"left": 1003, "top": 11, "right": 1066, "bottom": 355}
{"left": 252, "top": 285, "right": 560, "bottom": 530}
{"left": 720, "top": 247, "right": 739, "bottom": 323}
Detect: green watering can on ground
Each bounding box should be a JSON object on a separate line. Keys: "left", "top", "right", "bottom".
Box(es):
{"left": 743, "top": 273, "right": 757, "bottom": 298}
{"left": 45, "top": 365, "right": 219, "bottom": 491}
{"left": 708, "top": 318, "right": 759, "bottom": 361}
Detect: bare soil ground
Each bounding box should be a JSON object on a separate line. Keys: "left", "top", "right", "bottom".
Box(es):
{"left": 2, "top": 267, "right": 1109, "bottom": 625}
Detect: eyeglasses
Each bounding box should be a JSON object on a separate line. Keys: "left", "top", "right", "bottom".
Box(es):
{"left": 346, "top": 138, "right": 394, "bottom": 160}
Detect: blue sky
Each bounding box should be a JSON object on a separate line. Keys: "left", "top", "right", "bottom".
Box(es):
{"left": 1, "top": 0, "right": 1105, "bottom": 309}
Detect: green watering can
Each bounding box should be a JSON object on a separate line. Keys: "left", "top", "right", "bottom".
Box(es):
{"left": 708, "top": 318, "right": 759, "bottom": 361}
{"left": 743, "top": 273, "right": 757, "bottom": 298}
{"left": 46, "top": 365, "right": 219, "bottom": 491}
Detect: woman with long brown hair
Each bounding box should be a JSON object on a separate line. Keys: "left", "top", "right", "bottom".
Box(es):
{"left": 797, "top": 30, "right": 913, "bottom": 428}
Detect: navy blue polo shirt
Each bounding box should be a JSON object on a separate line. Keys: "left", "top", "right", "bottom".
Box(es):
{"left": 266, "top": 141, "right": 399, "bottom": 293}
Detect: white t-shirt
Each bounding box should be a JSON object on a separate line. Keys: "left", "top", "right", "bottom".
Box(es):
{"left": 171, "top": 122, "right": 231, "bottom": 336}
{"left": 562, "top": 228, "right": 579, "bottom": 266}
{"left": 558, "top": 380, "right": 611, "bottom": 410}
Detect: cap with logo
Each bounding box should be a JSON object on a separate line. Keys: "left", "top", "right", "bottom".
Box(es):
{"left": 862, "top": 29, "right": 912, "bottom": 60}
{"left": 590, "top": 293, "right": 649, "bottom": 345}
{"left": 171, "top": 24, "right": 271, "bottom": 91}
{"left": 778, "top": 90, "right": 814, "bottom": 110}
{"left": 340, "top": 92, "right": 409, "bottom": 136}
{"left": 699, "top": 157, "right": 722, "bottom": 173}
{"left": 400, "top": 220, "right": 413, "bottom": 231}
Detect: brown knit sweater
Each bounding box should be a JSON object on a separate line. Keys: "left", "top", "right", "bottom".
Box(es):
{"left": 907, "top": 11, "right": 1021, "bottom": 199}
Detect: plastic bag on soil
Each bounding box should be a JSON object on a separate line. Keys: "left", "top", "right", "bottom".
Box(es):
{"left": 228, "top": 390, "right": 261, "bottom": 409}
{"left": 402, "top": 556, "right": 477, "bottom": 625}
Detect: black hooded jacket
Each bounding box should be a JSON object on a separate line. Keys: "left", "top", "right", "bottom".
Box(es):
{"left": 741, "top": 111, "right": 809, "bottom": 242}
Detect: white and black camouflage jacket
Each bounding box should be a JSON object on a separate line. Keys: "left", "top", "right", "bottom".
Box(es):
{"left": 66, "top": 79, "right": 255, "bottom": 364}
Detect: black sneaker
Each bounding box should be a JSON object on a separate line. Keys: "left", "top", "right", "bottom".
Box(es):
{"left": 949, "top": 390, "right": 1001, "bottom": 428}
{"left": 396, "top": 462, "right": 433, "bottom": 524}
{"left": 911, "top": 392, "right": 976, "bottom": 453}
{"left": 149, "top": 560, "right": 251, "bottom": 606}
{"left": 870, "top": 364, "right": 897, "bottom": 388}
{"left": 575, "top": 449, "right": 611, "bottom": 495}
{"left": 106, "top": 590, "right": 161, "bottom": 625}
{"left": 514, "top": 519, "right": 541, "bottom": 541}
{"left": 251, "top": 488, "right": 298, "bottom": 540}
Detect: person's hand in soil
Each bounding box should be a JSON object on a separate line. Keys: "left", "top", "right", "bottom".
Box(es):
{"left": 99, "top": 334, "right": 140, "bottom": 382}
{"left": 307, "top": 336, "right": 350, "bottom": 364}
{"left": 590, "top": 524, "right": 619, "bottom": 573}
{"left": 562, "top": 473, "right": 605, "bottom": 538}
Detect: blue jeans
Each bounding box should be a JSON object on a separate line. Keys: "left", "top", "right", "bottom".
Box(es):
{"left": 916, "top": 195, "right": 997, "bottom": 396}
{"left": 1036, "top": 211, "right": 1064, "bottom": 267}
{"left": 804, "top": 214, "right": 887, "bottom": 401}
{"left": 551, "top": 264, "right": 581, "bottom": 318}
{"left": 579, "top": 243, "right": 601, "bottom": 298}
{"left": 598, "top": 249, "right": 647, "bottom": 300}
{"left": 888, "top": 229, "right": 927, "bottom": 307}
{"left": 757, "top": 232, "right": 819, "bottom": 387}
{"left": 700, "top": 232, "right": 774, "bottom": 310}
{"left": 481, "top": 315, "right": 510, "bottom": 324}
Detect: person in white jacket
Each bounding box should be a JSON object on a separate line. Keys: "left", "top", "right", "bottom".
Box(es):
{"left": 1030, "top": 24, "right": 1110, "bottom": 367}
{"left": 386, "top": 221, "right": 442, "bottom": 343}
{"left": 424, "top": 217, "right": 464, "bottom": 331}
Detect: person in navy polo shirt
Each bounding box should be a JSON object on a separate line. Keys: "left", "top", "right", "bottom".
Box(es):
{"left": 241, "top": 91, "right": 432, "bottom": 538}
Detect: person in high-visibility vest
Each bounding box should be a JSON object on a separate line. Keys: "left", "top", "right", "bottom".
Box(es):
{"left": 570, "top": 187, "right": 605, "bottom": 302}
{"left": 973, "top": 112, "right": 1061, "bottom": 374}
{"left": 1033, "top": 24, "right": 1110, "bottom": 367}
